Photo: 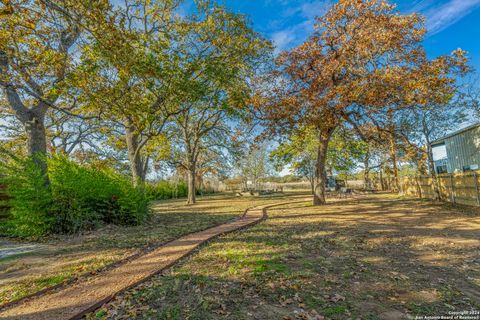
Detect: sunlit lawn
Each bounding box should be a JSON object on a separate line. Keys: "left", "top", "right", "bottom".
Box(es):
{"left": 92, "top": 194, "right": 480, "bottom": 319}
{"left": 0, "top": 192, "right": 308, "bottom": 305}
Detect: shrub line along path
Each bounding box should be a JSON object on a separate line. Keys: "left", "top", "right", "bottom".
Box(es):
{"left": 0, "top": 198, "right": 310, "bottom": 320}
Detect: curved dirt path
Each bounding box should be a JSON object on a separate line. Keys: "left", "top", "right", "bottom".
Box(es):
{"left": 0, "top": 198, "right": 309, "bottom": 320}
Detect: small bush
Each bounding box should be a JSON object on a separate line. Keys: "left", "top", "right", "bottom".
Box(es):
{"left": 0, "top": 155, "right": 150, "bottom": 237}
{"left": 0, "top": 157, "right": 53, "bottom": 237}
{"left": 145, "top": 180, "right": 188, "bottom": 200}
{"left": 145, "top": 180, "right": 217, "bottom": 200}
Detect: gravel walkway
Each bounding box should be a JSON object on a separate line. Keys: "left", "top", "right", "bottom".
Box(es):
{"left": 0, "top": 200, "right": 305, "bottom": 320}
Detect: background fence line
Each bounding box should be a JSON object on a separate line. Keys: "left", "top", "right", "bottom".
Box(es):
{"left": 400, "top": 171, "right": 480, "bottom": 207}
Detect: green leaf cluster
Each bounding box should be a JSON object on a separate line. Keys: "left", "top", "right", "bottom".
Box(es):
{"left": 0, "top": 155, "right": 149, "bottom": 237}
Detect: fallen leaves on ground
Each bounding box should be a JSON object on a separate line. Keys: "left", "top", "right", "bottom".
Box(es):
{"left": 87, "top": 194, "right": 480, "bottom": 319}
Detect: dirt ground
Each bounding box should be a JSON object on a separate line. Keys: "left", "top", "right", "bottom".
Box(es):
{"left": 90, "top": 194, "right": 480, "bottom": 319}
{"left": 0, "top": 193, "right": 301, "bottom": 305}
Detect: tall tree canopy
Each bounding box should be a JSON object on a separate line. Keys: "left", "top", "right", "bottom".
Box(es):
{"left": 0, "top": 0, "right": 107, "bottom": 182}
{"left": 71, "top": 0, "right": 183, "bottom": 186}
{"left": 165, "top": 2, "right": 271, "bottom": 204}
{"left": 254, "top": 0, "right": 468, "bottom": 205}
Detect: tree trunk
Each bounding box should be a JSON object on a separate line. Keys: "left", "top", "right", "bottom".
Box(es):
{"left": 125, "top": 123, "right": 144, "bottom": 187}
{"left": 142, "top": 156, "right": 150, "bottom": 181}
{"left": 25, "top": 114, "right": 50, "bottom": 186}
{"left": 380, "top": 169, "right": 385, "bottom": 191}
{"left": 426, "top": 140, "right": 441, "bottom": 201}
{"left": 389, "top": 132, "right": 400, "bottom": 192}
{"left": 197, "top": 172, "right": 204, "bottom": 195}
{"left": 421, "top": 116, "right": 441, "bottom": 201}
{"left": 313, "top": 129, "right": 333, "bottom": 206}
{"left": 363, "top": 150, "right": 370, "bottom": 189}
{"left": 187, "top": 165, "right": 196, "bottom": 204}
{"left": 309, "top": 177, "right": 315, "bottom": 195}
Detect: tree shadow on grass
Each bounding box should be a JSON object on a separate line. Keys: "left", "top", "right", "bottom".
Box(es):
{"left": 211, "top": 196, "right": 480, "bottom": 316}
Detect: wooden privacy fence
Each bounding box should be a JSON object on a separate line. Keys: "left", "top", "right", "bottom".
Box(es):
{"left": 400, "top": 171, "right": 480, "bottom": 206}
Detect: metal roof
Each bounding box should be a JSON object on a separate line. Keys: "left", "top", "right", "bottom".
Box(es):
{"left": 430, "top": 122, "right": 480, "bottom": 146}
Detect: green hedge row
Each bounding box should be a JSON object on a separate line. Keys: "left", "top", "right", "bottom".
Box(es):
{"left": 145, "top": 180, "right": 188, "bottom": 200}
{"left": 0, "top": 155, "right": 150, "bottom": 237}
{"left": 145, "top": 181, "right": 217, "bottom": 200}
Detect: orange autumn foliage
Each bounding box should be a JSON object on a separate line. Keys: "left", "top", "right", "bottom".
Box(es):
{"left": 254, "top": 0, "right": 469, "bottom": 205}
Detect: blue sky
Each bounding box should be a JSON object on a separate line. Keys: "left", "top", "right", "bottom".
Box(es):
{"left": 218, "top": 0, "right": 480, "bottom": 73}
{"left": 210, "top": 0, "right": 480, "bottom": 165}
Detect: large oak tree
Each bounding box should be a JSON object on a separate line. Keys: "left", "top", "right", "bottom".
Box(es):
{"left": 167, "top": 2, "right": 271, "bottom": 204}
{"left": 72, "top": 0, "right": 183, "bottom": 186}
{"left": 0, "top": 0, "right": 96, "bottom": 181}
{"left": 255, "top": 0, "right": 467, "bottom": 205}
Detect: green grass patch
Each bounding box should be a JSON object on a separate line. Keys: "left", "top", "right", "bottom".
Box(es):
{"left": 322, "top": 304, "right": 348, "bottom": 316}
{"left": 253, "top": 259, "right": 289, "bottom": 275}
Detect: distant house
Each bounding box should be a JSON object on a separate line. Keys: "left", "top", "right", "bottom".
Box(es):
{"left": 431, "top": 123, "right": 480, "bottom": 174}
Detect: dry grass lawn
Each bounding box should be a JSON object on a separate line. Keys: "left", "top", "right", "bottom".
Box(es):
{"left": 0, "top": 193, "right": 305, "bottom": 305}
{"left": 90, "top": 194, "right": 480, "bottom": 319}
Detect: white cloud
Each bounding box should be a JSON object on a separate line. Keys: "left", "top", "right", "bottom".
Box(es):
{"left": 409, "top": 0, "right": 436, "bottom": 12}
{"left": 422, "top": 0, "right": 480, "bottom": 35}
{"left": 269, "top": 0, "right": 480, "bottom": 52}
{"left": 271, "top": 29, "right": 297, "bottom": 53}
{"left": 271, "top": 20, "right": 313, "bottom": 53}
{"left": 270, "top": 1, "right": 330, "bottom": 53}
{"left": 299, "top": 1, "right": 330, "bottom": 20}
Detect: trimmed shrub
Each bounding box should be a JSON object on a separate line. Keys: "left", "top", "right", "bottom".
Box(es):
{"left": 145, "top": 180, "right": 218, "bottom": 200}
{"left": 145, "top": 180, "right": 188, "bottom": 200}
{"left": 0, "top": 158, "right": 53, "bottom": 237}
{"left": 0, "top": 155, "right": 150, "bottom": 237}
